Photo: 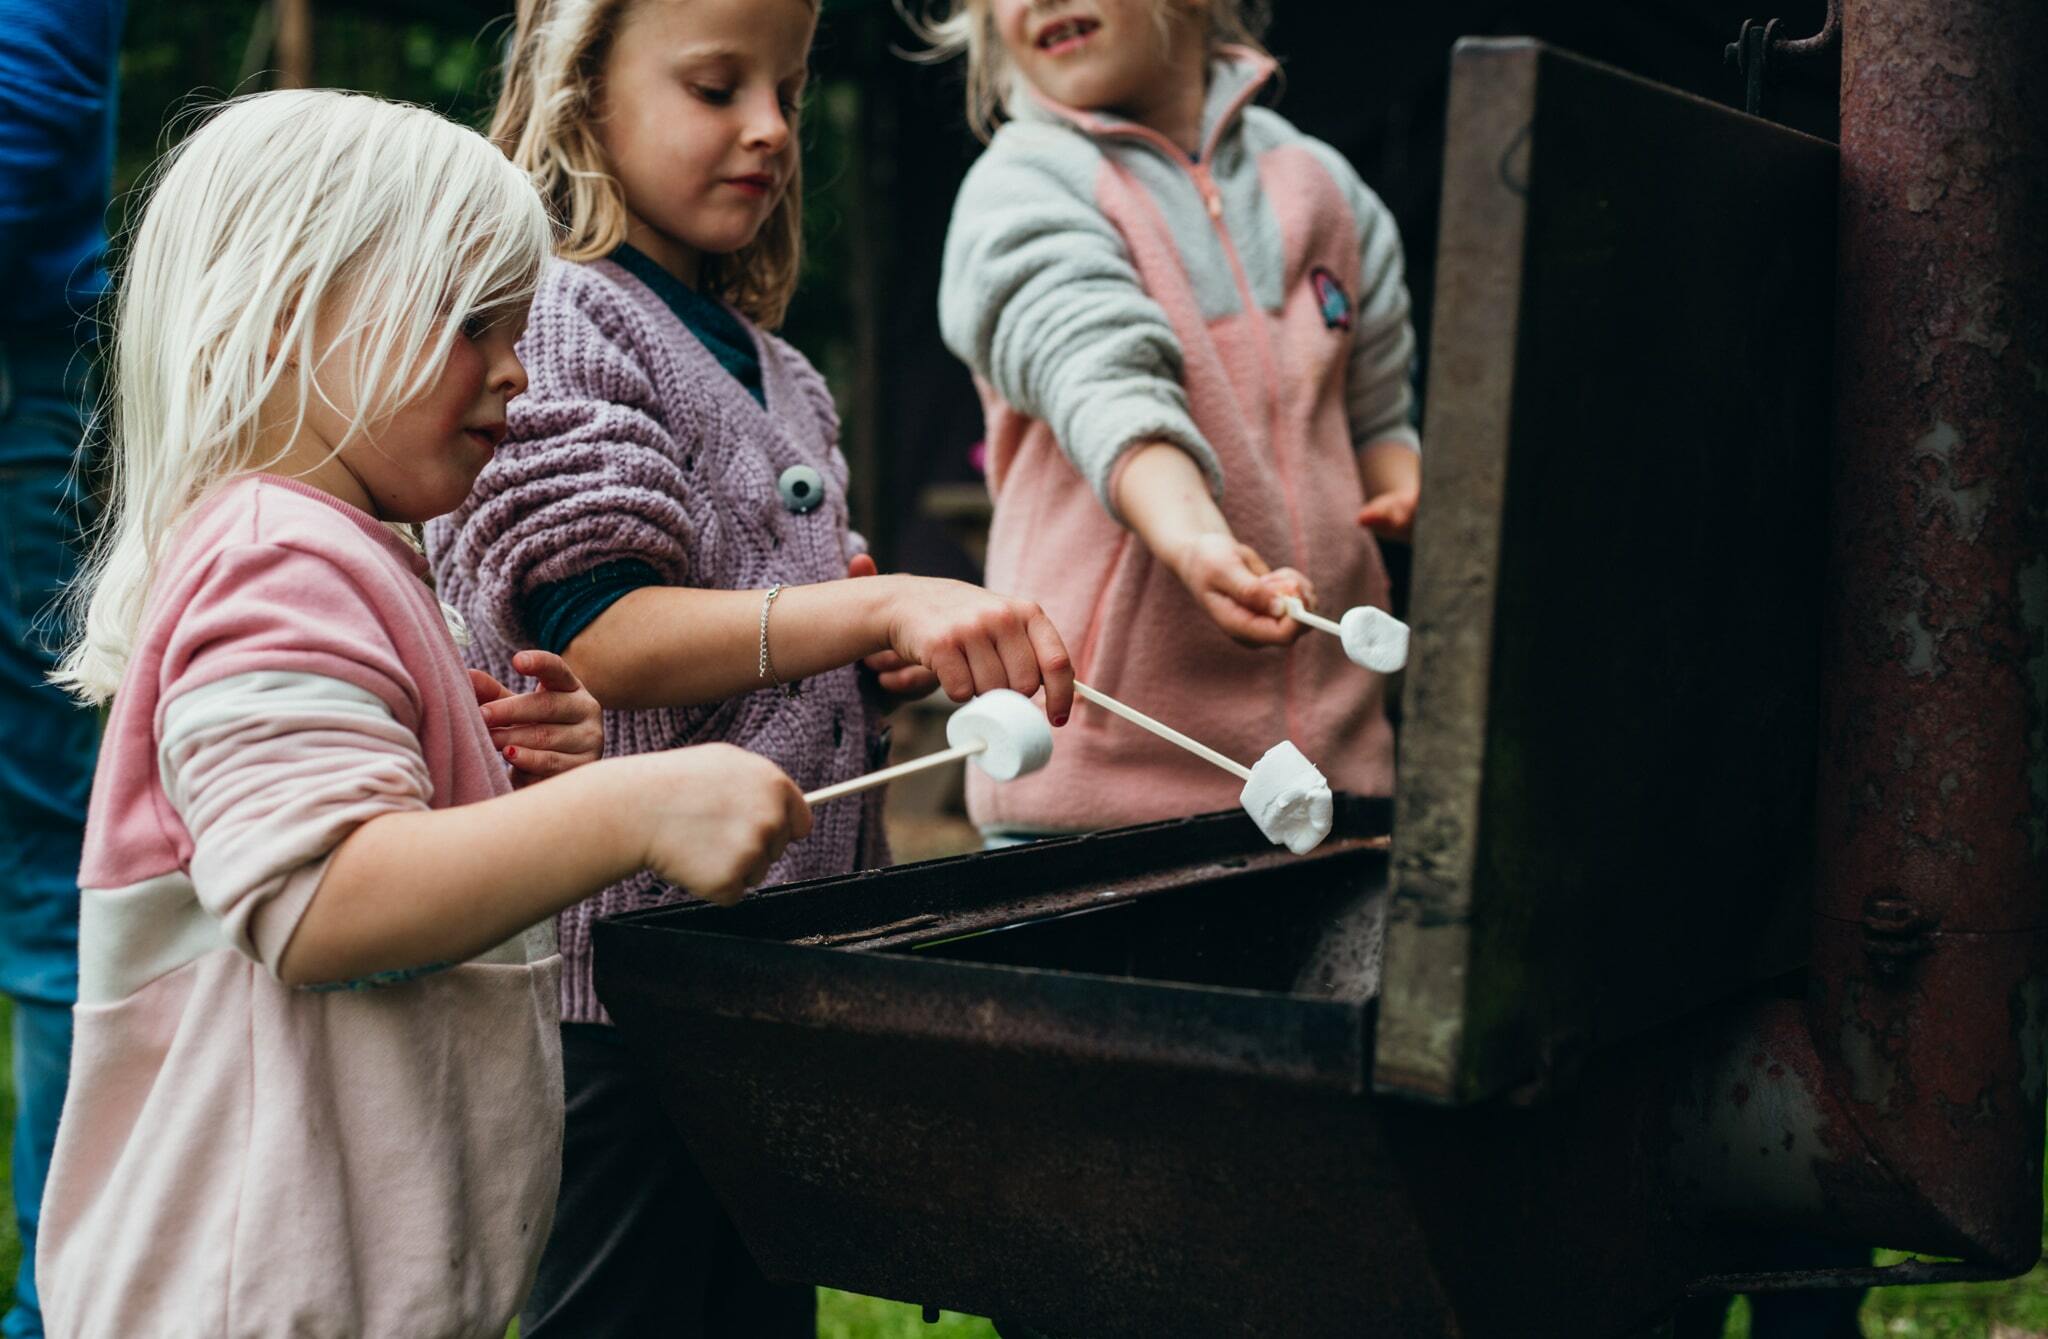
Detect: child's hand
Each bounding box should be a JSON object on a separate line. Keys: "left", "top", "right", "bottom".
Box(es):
{"left": 626, "top": 744, "right": 812, "bottom": 906}
{"left": 1356, "top": 486, "right": 1419, "bottom": 541}
{"left": 473, "top": 649, "right": 604, "bottom": 785}
{"left": 1170, "top": 533, "right": 1315, "bottom": 648}
{"left": 878, "top": 576, "right": 1074, "bottom": 725}
{"left": 1356, "top": 440, "right": 1421, "bottom": 542}
{"left": 848, "top": 554, "right": 940, "bottom": 705}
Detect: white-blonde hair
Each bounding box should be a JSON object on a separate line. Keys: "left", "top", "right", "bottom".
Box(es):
{"left": 492, "top": 0, "right": 814, "bottom": 329}
{"left": 55, "top": 89, "right": 552, "bottom": 704}
{"left": 901, "top": 0, "right": 1272, "bottom": 141}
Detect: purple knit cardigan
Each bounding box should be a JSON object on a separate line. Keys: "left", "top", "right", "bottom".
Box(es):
{"left": 426, "top": 256, "right": 887, "bottom": 1024}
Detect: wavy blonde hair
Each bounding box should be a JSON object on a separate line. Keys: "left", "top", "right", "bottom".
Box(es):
{"left": 902, "top": 0, "right": 1272, "bottom": 141}
{"left": 55, "top": 90, "right": 552, "bottom": 704}
{"left": 492, "top": 0, "right": 812, "bottom": 329}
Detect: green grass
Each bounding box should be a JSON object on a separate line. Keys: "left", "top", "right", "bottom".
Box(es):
{"left": 817, "top": 1293, "right": 997, "bottom": 1338}
{"left": 3, "top": 988, "right": 2044, "bottom": 1337}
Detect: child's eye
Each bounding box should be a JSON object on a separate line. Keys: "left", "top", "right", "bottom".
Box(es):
{"left": 460, "top": 313, "right": 490, "bottom": 341}
{"left": 692, "top": 84, "right": 735, "bottom": 106}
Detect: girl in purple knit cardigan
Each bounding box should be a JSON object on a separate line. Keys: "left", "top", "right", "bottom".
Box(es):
{"left": 424, "top": 0, "right": 1076, "bottom": 1334}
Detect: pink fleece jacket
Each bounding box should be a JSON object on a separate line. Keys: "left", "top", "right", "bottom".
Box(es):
{"left": 939, "top": 51, "right": 1418, "bottom": 832}
{"left": 40, "top": 477, "right": 561, "bottom": 1339}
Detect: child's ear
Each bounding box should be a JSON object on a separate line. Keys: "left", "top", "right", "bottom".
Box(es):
{"left": 267, "top": 301, "right": 302, "bottom": 369}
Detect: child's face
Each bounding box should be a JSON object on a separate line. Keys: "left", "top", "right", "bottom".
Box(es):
{"left": 308, "top": 306, "right": 530, "bottom": 523}
{"left": 989, "top": 0, "right": 1202, "bottom": 118}
{"left": 596, "top": 0, "right": 813, "bottom": 280}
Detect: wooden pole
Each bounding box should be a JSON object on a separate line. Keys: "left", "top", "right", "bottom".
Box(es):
{"left": 275, "top": 0, "right": 313, "bottom": 89}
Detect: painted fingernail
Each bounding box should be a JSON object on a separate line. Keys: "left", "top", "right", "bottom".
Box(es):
{"left": 1054, "top": 713, "right": 1069, "bottom": 727}
{"left": 504, "top": 746, "right": 518, "bottom": 761}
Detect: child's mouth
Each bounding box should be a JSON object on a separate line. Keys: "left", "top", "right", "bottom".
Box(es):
{"left": 1035, "top": 16, "right": 1100, "bottom": 54}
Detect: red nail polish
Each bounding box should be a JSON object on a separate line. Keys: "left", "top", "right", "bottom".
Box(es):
{"left": 1054, "top": 713, "right": 1069, "bottom": 727}
{"left": 504, "top": 746, "right": 517, "bottom": 760}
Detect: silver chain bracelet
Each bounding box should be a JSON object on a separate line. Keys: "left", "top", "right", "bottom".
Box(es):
{"left": 758, "top": 583, "right": 799, "bottom": 697}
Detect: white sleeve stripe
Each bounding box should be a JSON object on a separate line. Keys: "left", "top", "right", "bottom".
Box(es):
{"left": 157, "top": 669, "right": 434, "bottom": 976}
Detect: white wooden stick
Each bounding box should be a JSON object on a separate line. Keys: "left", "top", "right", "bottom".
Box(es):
{"left": 1072, "top": 681, "right": 1253, "bottom": 782}
{"left": 1281, "top": 596, "right": 1343, "bottom": 637}
{"left": 805, "top": 741, "right": 983, "bottom": 806}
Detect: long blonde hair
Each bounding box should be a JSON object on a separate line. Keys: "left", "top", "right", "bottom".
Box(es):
{"left": 55, "top": 89, "right": 552, "bottom": 704}
{"left": 902, "top": 0, "right": 1273, "bottom": 141}
{"left": 491, "top": 0, "right": 812, "bottom": 329}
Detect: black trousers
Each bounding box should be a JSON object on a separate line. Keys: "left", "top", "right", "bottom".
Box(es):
{"left": 521, "top": 1023, "right": 817, "bottom": 1338}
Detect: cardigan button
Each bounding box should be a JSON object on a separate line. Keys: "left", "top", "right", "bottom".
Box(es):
{"left": 777, "top": 464, "right": 825, "bottom": 514}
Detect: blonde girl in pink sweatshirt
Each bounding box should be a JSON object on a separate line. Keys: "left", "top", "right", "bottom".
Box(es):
{"left": 926, "top": 0, "right": 1425, "bottom": 838}
{"left": 40, "top": 89, "right": 811, "bottom": 1339}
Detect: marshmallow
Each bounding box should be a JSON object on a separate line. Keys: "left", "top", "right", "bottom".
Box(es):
{"left": 1239, "top": 740, "right": 1335, "bottom": 854}
{"left": 946, "top": 688, "right": 1055, "bottom": 781}
{"left": 1339, "top": 606, "right": 1410, "bottom": 673}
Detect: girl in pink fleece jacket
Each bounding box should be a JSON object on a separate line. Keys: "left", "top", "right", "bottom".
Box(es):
{"left": 927, "top": 0, "right": 1425, "bottom": 837}
{"left": 40, "top": 90, "right": 813, "bottom": 1339}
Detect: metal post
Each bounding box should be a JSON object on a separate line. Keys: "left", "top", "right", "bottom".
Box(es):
{"left": 1677, "top": 0, "right": 2048, "bottom": 1274}
{"left": 1811, "top": 0, "right": 2048, "bottom": 1268}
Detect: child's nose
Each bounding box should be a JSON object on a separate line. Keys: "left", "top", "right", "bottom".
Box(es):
{"left": 496, "top": 352, "right": 529, "bottom": 401}
{"left": 745, "top": 95, "right": 791, "bottom": 154}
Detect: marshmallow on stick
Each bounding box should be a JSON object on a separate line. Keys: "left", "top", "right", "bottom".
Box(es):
{"left": 1072, "top": 682, "right": 1334, "bottom": 854}
{"left": 1281, "top": 596, "right": 1410, "bottom": 673}
{"left": 804, "top": 688, "right": 1052, "bottom": 805}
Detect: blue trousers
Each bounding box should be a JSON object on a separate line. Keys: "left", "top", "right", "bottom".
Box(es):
{"left": 0, "top": 335, "right": 98, "bottom": 1339}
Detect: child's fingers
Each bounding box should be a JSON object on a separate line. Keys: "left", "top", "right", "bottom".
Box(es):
{"left": 480, "top": 689, "right": 587, "bottom": 726}
{"left": 925, "top": 643, "right": 974, "bottom": 702}
{"left": 864, "top": 648, "right": 913, "bottom": 674}
{"left": 502, "top": 745, "right": 583, "bottom": 779}
{"left": 1263, "top": 567, "right": 1317, "bottom": 611}
{"left": 1358, "top": 492, "right": 1418, "bottom": 540}
{"left": 489, "top": 722, "right": 589, "bottom": 753}
{"left": 695, "top": 877, "right": 746, "bottom": 908}
{"left": 1204, "top": 594, "right": 1304, "bottom": 647}
{"left": 510, "top": 649, "right": 584, "bottom": 694}
{"left": 1025, "top": 611, "right": 1073, "bottom": 725}
{"left": 962, "top": 634, "right": 1009, "bottom": 697}
{"left": 781, "top": 776, "right": 813, "bottom": 842}
{"left": 469, "top": 669, "right": 510, "bottom": 706}
{"left": 847, "top": 553, "right": 879, "bottom": 580}
{"left": 992, "top": 618, "right": 1044, "bottom": 703}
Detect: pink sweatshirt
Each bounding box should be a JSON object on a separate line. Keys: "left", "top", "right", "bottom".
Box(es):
{"left": 39, "top": 477, "right": 562, "bottom": 1339}
{"left": 939, "top": 52, "right": 1418, "bottom": 833}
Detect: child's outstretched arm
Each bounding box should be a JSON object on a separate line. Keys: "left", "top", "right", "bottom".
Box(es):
{"left": 562, "top": 576, "right": 1073, "bottom": 723}
{"left": 937, "top": 128, "right": 1304, "bottom": 646}
{"left": 157, "top": 542, "right": 811, "bottom": 991}
{"left": 1115, "top": 442, "right": 1313, "bottom": 647}
{"left": 276, "top": 744, "right": 807, "bottom": 986}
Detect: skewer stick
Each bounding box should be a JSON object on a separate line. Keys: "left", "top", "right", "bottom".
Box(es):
{"left": 1072, "top": 681, "right": 1253, "bottom": 782}
{"left": 804, "top": 741, "right": 983, "bottom": 806}
{"left": 1280, "top": 596, "right": 1343, "bottom": 638}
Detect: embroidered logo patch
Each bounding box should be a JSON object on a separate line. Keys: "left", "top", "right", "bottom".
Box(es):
{"left": 1310, "top": 266, "right": 1352, "bottom": 331}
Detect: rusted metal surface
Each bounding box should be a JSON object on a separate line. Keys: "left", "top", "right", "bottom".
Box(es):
{"left": 1807, "top": 0, "right": 2048, "bottom": 1272}
{"left": 598, "top": 800, "right": 1745, "bottom": 1338}
{"left": 1665, "top": 0, "right": 2047, "bottom": 1279}
{"left": 1382, "top": 38, "right": 1836, "bottom": 1105}
{"left": 597, "top": 802, "right": 1466, "bottom": 1339}
{"left": 1670, "top": 992, "right": 2042, "bottom": 1268}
